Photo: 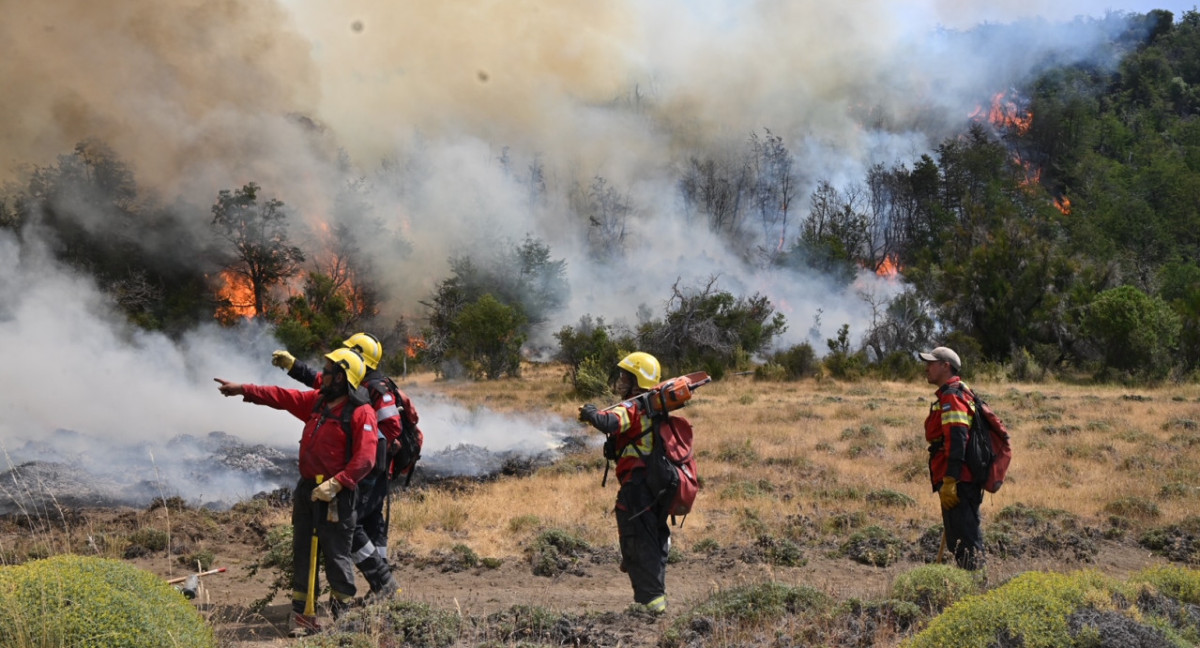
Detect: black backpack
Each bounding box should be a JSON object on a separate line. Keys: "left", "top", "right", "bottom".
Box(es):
{"left": 365, "top": 376, "right": 423, "bottom": 487}
{"left": 945, "top": 383, "right": 1013, "bottom": 493}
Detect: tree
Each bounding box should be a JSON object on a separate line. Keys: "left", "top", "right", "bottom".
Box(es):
{"left": 554, "top": 315, "right": 623, "bottom": 393}
{"left": 210, "top": 183, "right": 305, "bottom": 319}
{"left": 639, "top": 277, "right": 787, "bottom": 377}
{"left": 577, "top": 176, "right": 632, "bottom": 260}
{"left": 748, "top": 129, "right": 797, "bottom": 262}
{"left": 273, "top": 272, "right": 352, "bottom": 357}
{"left": 450, "top": 294, "right": 526, "bottom": 379}
{"left": 679, "top": 153, "right": 749, "bottom": 236}
{"left": 1081, "top": 285, "right": 1181, "bottom": 379}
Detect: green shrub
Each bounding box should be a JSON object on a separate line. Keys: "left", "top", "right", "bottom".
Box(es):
{"left": 127, "top": 527, "right": 169, "bottom": 552}
{"left": 840, "top": 526, "right": 903, "bottom": 567}
{"left": 507, "top": 514, "right": 541, "bottom": 534}
{"left": 527, "top": 529, "right": 590, "bottom": 577}
{"left": 715, "top": 439, "right": 759, "bottom": 466}
{"left": 663, "top": 582, "right": 831, "bottom": 647}
{"left": 309, "top": 599, "right": 461, "bottom": 648}
{"left": 903, "top": 569, "right": 1200, "bottom": 648}
{"left": 1139, "top": 517, "right": 1200, "bottom": 564}
{"left": 1081, "top": 285, "right": 1181, "bottom": 379}
{"left": 0, "top": 554, "right": 214, "bottom": 648}
{"left": 890, "top": 564, "right": 980, "bottom": 614}
{"left": 573, "top": 355, "right": 613, "bottom": 398}
{"left": 865, "top": 488, "right": 916, "bottom": 508}
{"left": 844, "top": 525, "right": 902, "bottom": 566}
{"left": 763, "top": 343, "right": 820, "bottom": 380}
{"left": 1103, "top": 497, "right": 1161, "bottom": 520}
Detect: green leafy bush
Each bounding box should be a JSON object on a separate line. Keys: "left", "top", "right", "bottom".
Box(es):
{"left": 527, "top": 529, "right": 591, "bottom": 577}
{"left": 840, "top": 525, "right": 904, "bottom": 567}
{"left": 905, "top": 568, "right": 1200, "bottom": 648}
{"left": 0, "top": 554, "right": 215, "bottom": 648}
{"left": 890, "top": 564, "right": 980, "bottom": 614}
{"left": 1081, "top": 285, "right": 1181, "bottom": 379}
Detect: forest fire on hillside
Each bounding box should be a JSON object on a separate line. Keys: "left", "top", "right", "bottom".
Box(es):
{"left": 215, "top": 270, "right": 256, "bottom": 321}
{"left": 407, "top": 335, "right": 427, "bottom": 358}
{"left": 875, "top": 255, "right": 901, "bottom": 279}
{"left": 971, "top": 90, "right": 1032, "bottom": 136}
{"left": 1054, "top": 195, "right": 1072, "bottom": 215}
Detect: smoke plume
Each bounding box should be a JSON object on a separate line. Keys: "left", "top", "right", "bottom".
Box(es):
{"left": 0, "top": 0, "right": 1158, "bottom": 506}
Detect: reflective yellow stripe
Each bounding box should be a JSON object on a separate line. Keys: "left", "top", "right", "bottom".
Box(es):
{"left": 619, "top": 416, "right": 655, "bottom": 458}
{"left": 943, "top": 412, "right": 970, "bottom": 425}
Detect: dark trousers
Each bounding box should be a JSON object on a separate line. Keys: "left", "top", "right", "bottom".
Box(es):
{"left": 351, "top": 470, "right": 393, "bottom": 591}
{"left": 615, "top": 472, "right": 670, "bottom": 604}
{"left": 292, "top": 478, "right": 358, "bottom": 612}
{"left": 942, "top": 480, "right": 985, "bottom": 570}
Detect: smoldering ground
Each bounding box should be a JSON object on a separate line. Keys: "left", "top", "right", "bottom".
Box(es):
{"left": 0, "top": 230, "right": 585, "bottom": 512}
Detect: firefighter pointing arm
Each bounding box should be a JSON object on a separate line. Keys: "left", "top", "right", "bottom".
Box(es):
{"left": 268, "top": 333, "right": 401, "bottom": 601}
{"left": 216, "top": 347, "right": 377, "bottom": 636}
{"left": 577, "top": 352, "right": 671, "bottom": 616}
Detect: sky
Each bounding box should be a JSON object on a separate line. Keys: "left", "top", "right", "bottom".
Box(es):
{"left": 0, "top": 0, "right": 1188, "bottom": 506}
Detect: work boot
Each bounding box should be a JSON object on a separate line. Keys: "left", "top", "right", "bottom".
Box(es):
{"left": 370, "top": 574, "right": 400, "bottom": 601}
{"left": 329, "top": 596, "right": 351, "bottom": 620}
{"left": 288, "top": 612, "right": 321, "bottom": 637}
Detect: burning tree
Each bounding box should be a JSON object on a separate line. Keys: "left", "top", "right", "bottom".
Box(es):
{"left": 210, "top": 183, "right": 305, "bottom": 322}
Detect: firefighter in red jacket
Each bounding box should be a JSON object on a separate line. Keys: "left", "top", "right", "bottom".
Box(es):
{"left": 270, "top": 333, "right": 401, "bottom": 599}
{"left": 577, "top": 352, "right": 670, "bottom": 615}
{"left": 215, "top": 347, "right": 378, "bottom": 635}
{"left": 920, "top": 345, "right": 984, "bottom": 570}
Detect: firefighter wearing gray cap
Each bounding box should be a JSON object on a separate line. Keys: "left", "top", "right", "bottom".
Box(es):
{"left": 919, "top": 346, "right": 985, "bottom": 570}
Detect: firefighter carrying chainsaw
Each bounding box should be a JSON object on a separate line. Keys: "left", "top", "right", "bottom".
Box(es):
{"left": 577, "top": 352, "right": 706, "bottom": 616}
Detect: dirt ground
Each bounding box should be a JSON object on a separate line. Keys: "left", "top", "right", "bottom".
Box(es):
{"left": 159, "top": 523, "right": 1171, "bottom": 647}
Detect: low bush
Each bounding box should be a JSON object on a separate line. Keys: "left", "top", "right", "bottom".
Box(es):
{"left": 904, "top": 569, "right": 1200, "bottom": 648}
{"left": 890, "top": 564, "right": 980, "bottom": 614}
{"left": 0, "top": 554, "right": 214, "bottom": 648}
{"left": 662, "top": 582, "right": 831, "bottom": 647}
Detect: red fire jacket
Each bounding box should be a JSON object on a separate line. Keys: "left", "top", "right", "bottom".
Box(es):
{"left": 242, "top": 385, "right": 377, "bottom": 489}
{"left": 590, "top": 398, "right": 655, "bottom": 485}
{"left": 925, "top": 376, "right": 974, "bottom": 490}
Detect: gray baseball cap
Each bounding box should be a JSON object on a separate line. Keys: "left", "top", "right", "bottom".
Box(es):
{"left": 919, "top": 346, "right": 961, "bottom": 371}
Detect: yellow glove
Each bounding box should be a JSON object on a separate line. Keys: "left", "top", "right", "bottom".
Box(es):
{"left": 939, "top": 476, "right": 959, "bottom": 510}
{"left": 271, "top": 350, "right": 296, "bottom": 371}
{"left": 311, "top": 477, "right": 342, "bottom": 502}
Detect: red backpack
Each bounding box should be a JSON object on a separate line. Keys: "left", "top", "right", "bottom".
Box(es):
{"left": 629, "top": 415, "right": 699, "bottom": 525}
{"left": 659, "top": 416, "right": 699, "bottom": 518}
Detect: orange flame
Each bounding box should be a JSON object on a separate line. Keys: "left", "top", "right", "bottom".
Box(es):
{"left": 970, "top": 91, "right": 1032, "bottom": 136}
{"left": 216, "top": 270, "right": 256, "bottom": 320}
{"left": 1054, "top": 195, "right": 1071, "bottom": 215}
{"left": 406, "top": 335, "right": 427, "bottom": 358}
{"left": 875, "top": 255, "right": 902, "bottom": 279}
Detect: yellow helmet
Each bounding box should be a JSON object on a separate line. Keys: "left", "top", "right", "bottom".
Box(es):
{"left": 617, "top": 352, "right": 661, "bottom": 390}
{"left": 324, "top": 347, "right": 367, "bottom": 390}
{"left": 342, "top": 332, "right": 382, "bottom": 370}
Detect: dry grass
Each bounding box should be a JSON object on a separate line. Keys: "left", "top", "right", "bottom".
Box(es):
{"left": 393, "top": 364, "right": 1200, "bottom": 559}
